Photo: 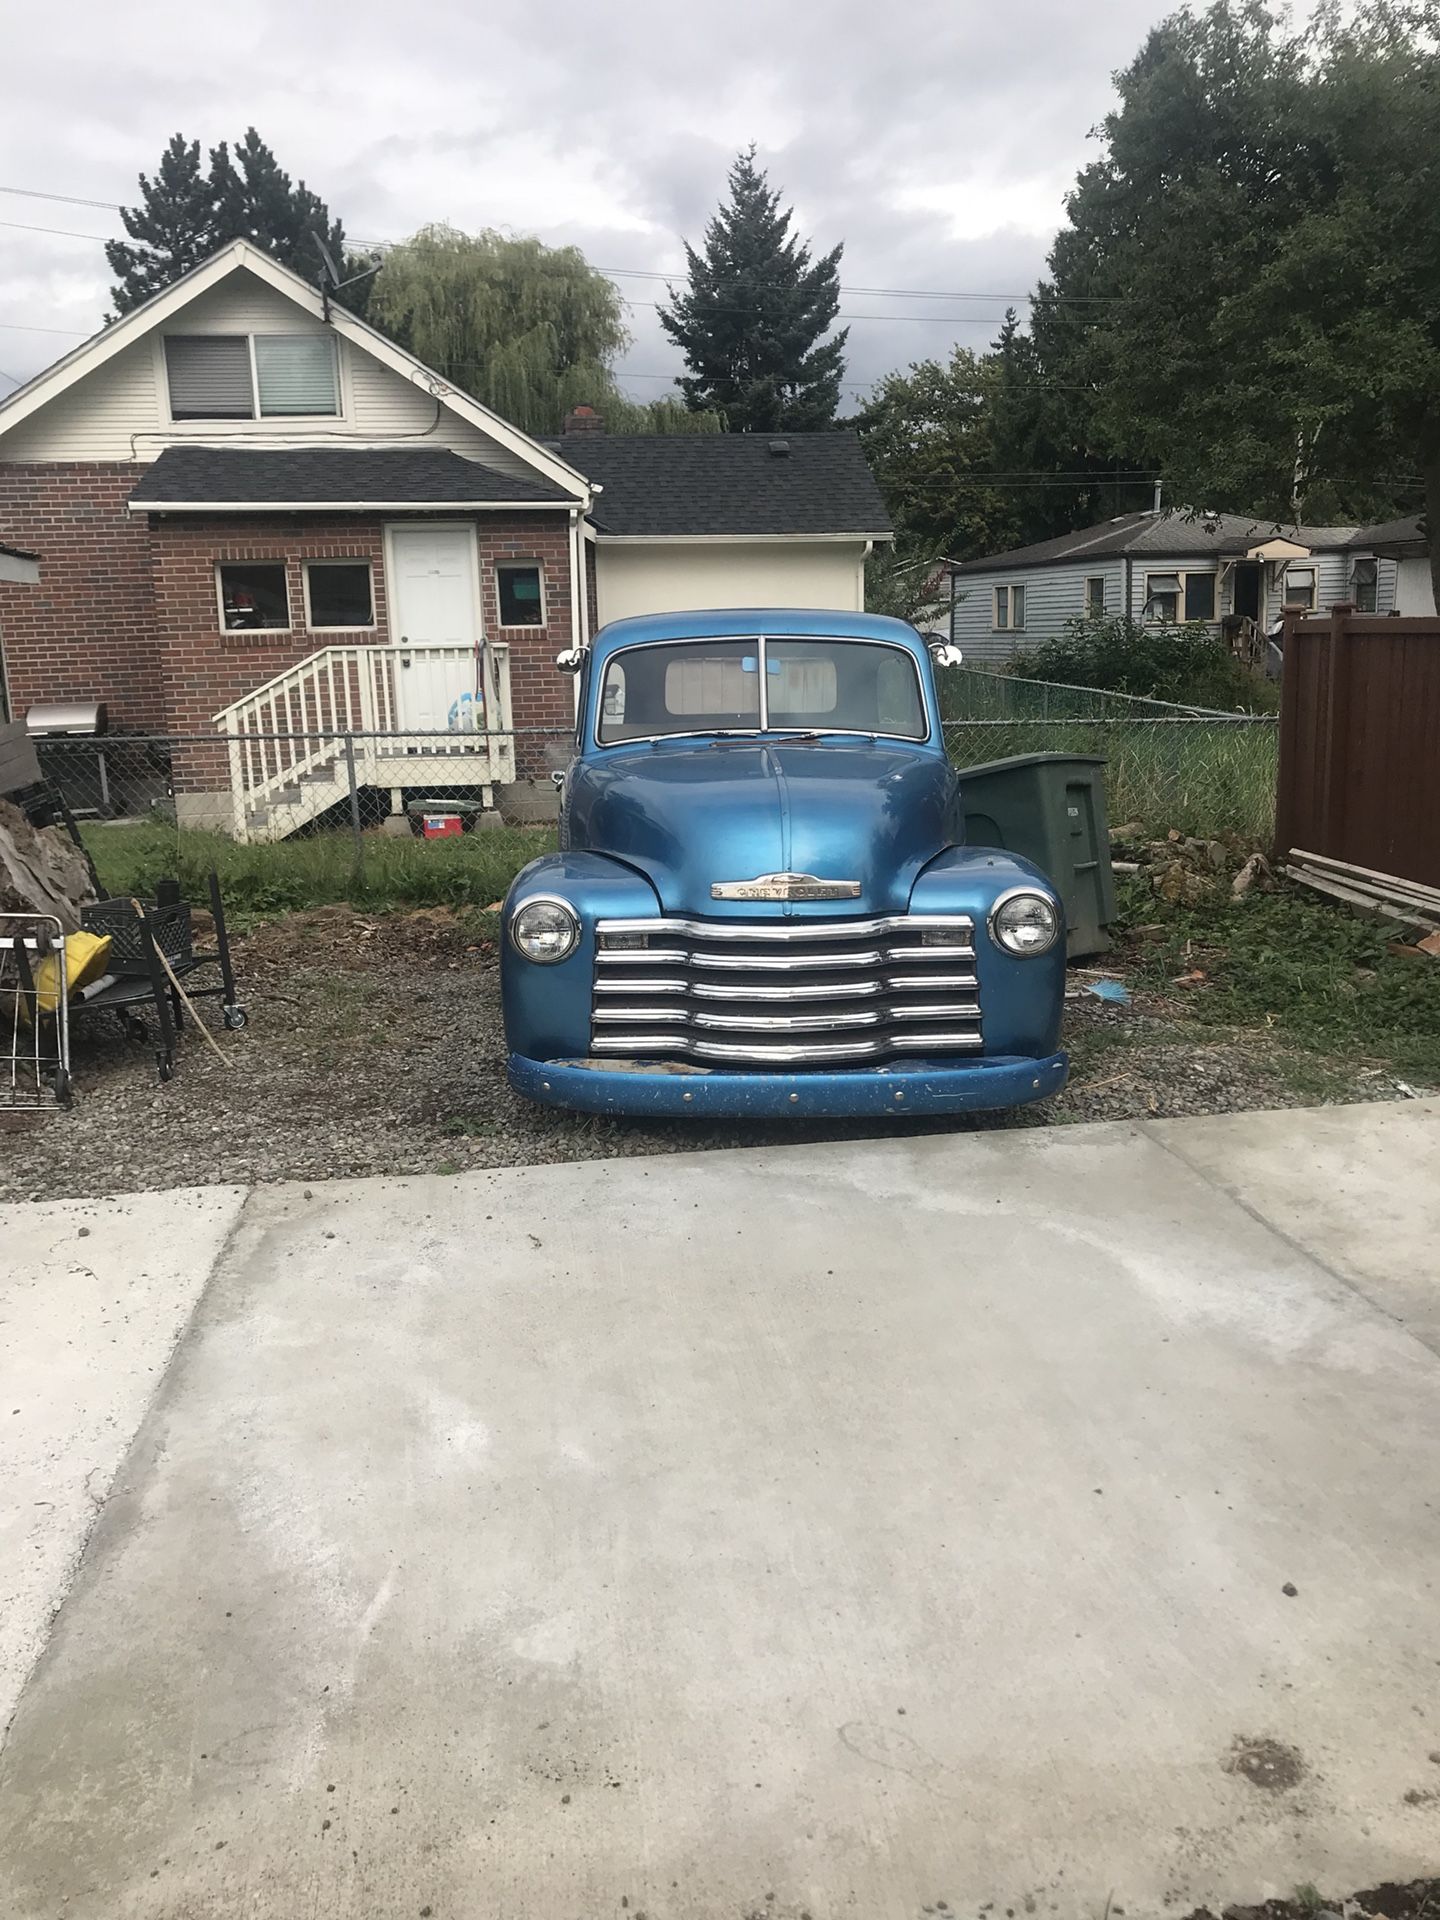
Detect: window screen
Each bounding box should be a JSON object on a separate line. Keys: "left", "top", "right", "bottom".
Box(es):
{"left": 306, "top": 562, "right": 373, "bottom": 628}
{"left": 165, "top": 336, "right": 254, "bottom": 419}
{"left": 1183, "top": 573, "right": 1216, "bottom": 621}
{"left": 1352, "top": 557, "right": 1378, "bottom": 613}
{"left": 1284, "top": 567, "right": 1317, "bottom": 608}
{"left": 255, "top": 335, "right": 338, "bottom": 416}
{"left": 1146, "top": 573, "right": 1181, "bottom": 621}
{"left": 1085, "top": 576, "right": 1105, "bottom": 614}
{"left": 497, "top": 564, "right": 543, "bottom": 626}
{"left": 219, "top": 562, "right": 289, "bottom": 630}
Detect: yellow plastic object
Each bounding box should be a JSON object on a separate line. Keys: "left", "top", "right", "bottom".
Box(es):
{"left": 18, "top": 930, "right": 112, "bottom": 1022}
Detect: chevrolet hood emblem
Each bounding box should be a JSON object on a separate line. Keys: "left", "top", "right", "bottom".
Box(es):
{"left": 711, "top": 872, "right": 862, "bottom": 902}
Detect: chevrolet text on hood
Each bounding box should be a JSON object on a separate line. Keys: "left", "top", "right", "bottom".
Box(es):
{"left": 501, "top": 609, "right": 1068, "bottom": 1120}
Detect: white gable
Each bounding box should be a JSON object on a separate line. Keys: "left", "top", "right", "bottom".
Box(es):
{"left": 0, "top": 246, "right": 587, "bottom": 496}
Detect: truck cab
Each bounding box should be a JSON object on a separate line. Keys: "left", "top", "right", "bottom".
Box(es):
{"left": 501, "top": 609, "right": 1068, "bottom": 1118}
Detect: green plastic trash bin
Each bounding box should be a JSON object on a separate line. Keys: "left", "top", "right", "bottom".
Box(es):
{"left": 958, "top": 752, "right": 1116, "bottom": 959}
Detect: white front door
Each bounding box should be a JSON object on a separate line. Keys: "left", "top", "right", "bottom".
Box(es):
{"left": 386, "top": 524, "right": 483, "bottom": 732}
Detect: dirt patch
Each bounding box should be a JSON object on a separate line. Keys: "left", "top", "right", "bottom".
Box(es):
{"left": 1181, "top": 1882, "right": 1440, "bottom": 1920}
{"left": 1222, "top": 1735, "right": 1306, "bottom": 1793}
{"left": 0, "top": 905, "right": 1416, "bottom": 1203}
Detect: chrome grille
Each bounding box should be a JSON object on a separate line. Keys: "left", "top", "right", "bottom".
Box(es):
{"left": 591, "top": 915, "right": 981, "bottom": 1066}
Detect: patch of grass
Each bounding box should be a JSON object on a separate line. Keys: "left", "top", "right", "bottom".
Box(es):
{"left": 83, "top": 822, "right": 555, "bottom": 917}
{"left": 1115, "top": 874, "right": 1440, "bottom": 1085}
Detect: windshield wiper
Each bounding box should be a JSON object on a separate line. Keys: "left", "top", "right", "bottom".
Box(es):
{"left": 771, "top": 729, "right": 876, "bottom": 743}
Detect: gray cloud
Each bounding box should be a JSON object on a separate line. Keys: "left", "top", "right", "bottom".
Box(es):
{"left": 1, "top": 0, "right": 1181, "bottom": 404}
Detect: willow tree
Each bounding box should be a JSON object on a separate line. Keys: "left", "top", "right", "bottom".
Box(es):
{"left": 369, "top": 224, "right": 717, "bottom": 436}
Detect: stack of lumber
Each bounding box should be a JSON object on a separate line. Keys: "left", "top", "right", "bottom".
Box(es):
{"left": 1284, "top": 848, "right": 1440, "bottom": 933}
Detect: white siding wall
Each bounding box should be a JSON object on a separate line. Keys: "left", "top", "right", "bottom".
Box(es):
{"left": 1393, "top": 556, "right": 1437, "bottom": 615}
{"left": 951, "top": 557, "right": 1125, "bottom": 663}
{"left": 952, "top": 545, "right": 1402, "bottom": 664}
{"left": 0, "top": 268, "right": 536, "bottom": 478}
{"left": 595, "top": 541, "right": 867, "bottom": 626}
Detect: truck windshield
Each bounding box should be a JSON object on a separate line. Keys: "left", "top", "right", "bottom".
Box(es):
{"left": 596, "top": 636, "right": 927, "bottom": 744}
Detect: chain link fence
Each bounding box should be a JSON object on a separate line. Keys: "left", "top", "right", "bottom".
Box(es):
{"left": 30, "top": 679, "right": 1279, "bottom": 912}
{"left": 938, "top": 666, "right": 1280, "bottom": 842}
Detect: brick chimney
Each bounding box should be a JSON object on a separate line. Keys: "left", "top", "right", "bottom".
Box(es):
{"left": 563, "top": 405, "right": 604, "bottom": 434}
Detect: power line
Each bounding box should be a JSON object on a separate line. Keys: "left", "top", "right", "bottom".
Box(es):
{"left": 0, "top": 181, "right": 1132, "bottom": 307}
{"left": 0, "top": 318, "right": 91, "bottom": 335}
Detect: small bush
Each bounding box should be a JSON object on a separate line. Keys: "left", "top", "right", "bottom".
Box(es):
{"left": 1013, "top": 614, "right": 1279, "bottom": 712}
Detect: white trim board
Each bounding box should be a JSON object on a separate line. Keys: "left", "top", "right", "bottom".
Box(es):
{"left": 593, "top": 531, "right": 889, "bottom": 547}
{"left": 0, "top": 241, "right": 593, "bottom": 505}
{"left": 128, "top": 497, "right": 575, "bottom": 514}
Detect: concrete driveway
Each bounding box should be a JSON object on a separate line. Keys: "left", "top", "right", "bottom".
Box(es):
{"left": 2, "top": 1100, "right": 1439, "bottom": 1920}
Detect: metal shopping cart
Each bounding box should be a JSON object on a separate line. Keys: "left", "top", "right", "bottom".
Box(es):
{"left": 0, "top": 914, "right": 72, "bottom": 1110}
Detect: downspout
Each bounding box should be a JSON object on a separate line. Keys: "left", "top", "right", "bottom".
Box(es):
{"left": 1124, "top": 553, "right": 1133, "bottom": 623}
{"left": 568, "top": 507, "right": 583, "bottom": 724}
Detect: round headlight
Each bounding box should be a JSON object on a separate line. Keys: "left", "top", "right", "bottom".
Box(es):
{"left": 511, "top": 896, "right": 580, "bottom": 964}
{"left": 989, "top": 890, "right": 1060, "bottom": 957}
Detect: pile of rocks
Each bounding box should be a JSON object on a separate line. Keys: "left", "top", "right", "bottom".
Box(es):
{"left": 1109, "top": 820, "right": 1275, "bottom": 908}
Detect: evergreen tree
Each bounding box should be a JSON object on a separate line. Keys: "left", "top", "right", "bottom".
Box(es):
{"left": 658, "top": 147, "right": 847, "bottom": 431}
{"left": 106, "top": 134, "right": 222, "bottom": 314}
{"left": 211, "top": 129, "right": 352, "bottom": 290}
{"left": 107, "top": 129, "right": 362, "bottom": 316}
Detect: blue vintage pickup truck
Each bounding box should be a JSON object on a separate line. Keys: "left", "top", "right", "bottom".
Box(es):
{"left": 501, "top": 609, "right": 1068, "bottom": 1118}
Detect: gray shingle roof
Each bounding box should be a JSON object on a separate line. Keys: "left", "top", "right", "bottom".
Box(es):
{"left": 1345, "top": 514, "right": 1426, "bottom": 552}
{"left": 553, "top": 431, "right": 890, "bottom": 537}
{"left": 951, "top": 509, "right": 1364, "bottom": 575}
{"left": 128, "top": 446, "right": 574, "bottom": 509}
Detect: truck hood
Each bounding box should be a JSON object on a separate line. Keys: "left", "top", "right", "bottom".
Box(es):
{"left": 565, "top": 738, "right": 959, "bottom": 917}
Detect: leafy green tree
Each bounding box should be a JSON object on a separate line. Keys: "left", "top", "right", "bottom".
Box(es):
{"left": 108, "top": 128, "right": 361, "bottom": 315}
{"left": 658, "top": 147, "right": 847, "bottom": 430}
{"left": 854, "top": 346, "right": 1017, "bottom": 559}
{"left": 1035, "top": 1, "right": 1439, "bottom": 591}
{"left": 368, "top": 224, "right": 718, "bottom": 437}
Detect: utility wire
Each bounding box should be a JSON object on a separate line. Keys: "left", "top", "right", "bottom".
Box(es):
{"left": 0, "top": 182, "right": 1132, "bottom": 306}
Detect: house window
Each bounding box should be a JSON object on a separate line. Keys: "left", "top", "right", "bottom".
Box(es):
{"left": 166, "top": 336, "right": 254, "bottom": 420}
{"left": 218, "top": 562, "right": 290, "bottom": 631}
{"left": 1182, "top": 572, "right": 1216, "bottom": 622}
{"left": 1144, "top": 572, "right": 1182, "bottom": 622}
{"left": 255, "top": 335, "right": 340, "bottom": 416}
{"left": 164, "top": 333, "right": 339, "bottom": 421}
{"left": 305, "top": 561, "right": 374, "bottom": 630}
{"left": 497, "top": 563, "right": 544, "bottom": 627}
{"left": 1284, "top": 566, "right": 1317, "bottom": 610}
{"left": 1351, "top": 556, "right": 1378, "bottom": 613}
{"left": 1084, "top": 575, "right": 1106, "bottom": 615}
{"left": 993, "top": 583, "right": 1026, "bottom": 631}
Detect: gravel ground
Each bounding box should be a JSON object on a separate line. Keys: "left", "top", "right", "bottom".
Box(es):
{"left": 0, "top": 904, "right": 1415, "bottom": 1202}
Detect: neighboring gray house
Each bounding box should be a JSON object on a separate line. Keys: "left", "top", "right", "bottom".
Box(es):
{"left": 948, "top": 509, "right": 1433, "bottom": 665}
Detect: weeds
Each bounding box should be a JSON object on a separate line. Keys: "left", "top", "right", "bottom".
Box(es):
{"left": 83, "top": 822, "right": 555, "bottom": 917}
{"left": 1115, "top": 875, "right": 1440, "bottom": 1085}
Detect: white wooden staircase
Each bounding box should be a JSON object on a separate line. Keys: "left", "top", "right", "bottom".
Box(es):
{"left": 214, "top": 642, "right": 515, "bottom": 843}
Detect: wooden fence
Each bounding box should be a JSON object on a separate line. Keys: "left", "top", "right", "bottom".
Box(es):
{"left": 1276, "top": 604, "right": 1440, "bottom": 887}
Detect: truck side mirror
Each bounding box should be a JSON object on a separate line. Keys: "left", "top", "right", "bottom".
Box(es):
{"left": 555, "top": 648, "right": 585, "bottom": 673}
{"left": 927, "top": 640, "right": 964, "bottom": 669}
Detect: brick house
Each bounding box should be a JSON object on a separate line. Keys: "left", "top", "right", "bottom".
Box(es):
{"left": 0, "top": 242, "right": 889, "bottom": 833}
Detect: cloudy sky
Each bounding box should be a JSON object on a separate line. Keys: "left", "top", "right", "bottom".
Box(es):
{"left": 1, "top": 0, "right": 1189, "bottom": 409}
